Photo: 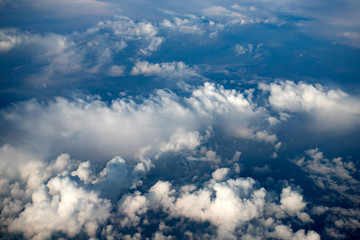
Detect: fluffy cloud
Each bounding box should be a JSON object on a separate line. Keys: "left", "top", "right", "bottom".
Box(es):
{"left": 118, "top": 172, "right": 319, "bottom": 240}
{"left": 88, "top": 16, "right": 164, "bottom": 56}
{"left": 235, "top": 43, "right": 262, "bottom": 56}
{"left": 0, "top": 147, "right": 115, "bottom": 240}
{"left": 130, "top": 61, "right": 202, "bottom": 79}
{"left": 259, "top": 80, "right": 360, "bottom": 129}
{"left": 312, "top": 206, "right": 360, "bottom": 239}
{"left": 0, "top": 82, "right": 276, "bottom": 162}
{"left": 202, "top": 4, "right": 278, "bottom": 26}
{"left": 0, "top": 28, "right": 71, "bottom": 54}
{"left": 0, "top": 144, "right": 157, "bottom": 239}
{"left": 0, "top": 15, "right": 165, "bottom": 88}
{"left": 117, "top": 191, "right": 148, "bottom": 227}
{"left": 107, "top": 65, "right": 125, "bottom": 77}
{"left": 161, "top": 17, "right": 204, "bottom": 34}
{"left": 8, "top": 177, "right": 111, "bottom": 240}
{"left": 294, "top": 148, "right": 360, "bottom": 204}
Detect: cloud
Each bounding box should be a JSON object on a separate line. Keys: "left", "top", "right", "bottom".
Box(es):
{"left": 0, "top": 82, "right": 276, "bottom": 162}
{"left": 8, "top": 177, "right": 111, "bottom": 239}
{"left": 0, "top": 146, "right": 115, "bottom": 239}
{"left": 294, "top": 148, "right": 360, "bottom": 204}
{"left": 107, "top": 65, "right": 125, "bottom": 77}
{"left": 0, "top": 143, "right": 157, "bottom": 239}
{"left": 159, "top": 129, "right": 202, "bottom": 153}
{"left": 117, "top": 191, "right": 148, "bottom": 228}
{"left": 0, "top": 28, "right": 71, "bottom": 54}
{"left": 202, "top": 4, "right": 278, "bottom": 26}
{"left": 0, "top": 16, "right": 165, "bottom": 88}
{"left": 90, "top": 16, "right": 163, "bottom": 56}
{"left": 268, "top": 225, "right": 320, "bottom": 240}
{"left": 235, "top": 43, "right": 262, "bottom": 56}
{"left": 161, "top": 17, "right": 204, "bottom": 34}
{"left": 336, "top": 31, "right": 360, "bottom": 48}
{"left": 259, "top": 80, "right": 360, "bottom": 129}
{"left": 312, "top": 206, "right": 360, "bottom": 239}
{"left": 211, "top": 167, "right": 230, "bottom": 181}
{"left": 130, "top": 61, "right": 202, "bottom": 79}
{"left": 129, "top": 173, "right": 319, "bottom": 239}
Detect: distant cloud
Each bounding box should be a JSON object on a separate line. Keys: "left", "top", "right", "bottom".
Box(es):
{"left": 131, "top": 61, "right": 202, "bottom": 80}
{"left": 259, "top": 80, "right": 360, "bottom": 129}
{"left": 235, "top": 43, "right": 262, "bottom": 56}
{"left": 337, "top": 31, "right": 360, "bottom": 48}
{"left": 107, "top": 65, "right": 125, "bottom": 77}
{"left": 294, "top": 148, "right": 360, "bottom": 204}
{"left": 161, "top": 17, "right": 204, "bottom": 34}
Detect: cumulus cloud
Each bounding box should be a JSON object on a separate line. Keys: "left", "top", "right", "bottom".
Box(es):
{"left": 235, "top": 43, "right": 262, "bottom": 56}
{"left": 0, "top": 28, "right": 71, "bottom": 54}
{"left": 0, "top": 144, "right": 157, "bottom": 239}
{"left": 88, "top": 16, "right": 164, "bottom": 56}
{"left": 259, "top": 80, "right": 360, "bottom": 129}
{"left": 0, "top": 82, "right": 276, "bottom": 162}
{"left": 0, "top": 147, "right": 116, "bottom": 240}
{"left": 159, "top": 129, "right": 202, "bottom": 153}
{"left": 294, "top": 148, "right": 360, "bottom": 204}
{"left": 202, "top": 5, "right": 278, "bottom": 25}
{"left": 211, "top": 167, "right": 230, "bottom": 181}
{"left": 107, "top": 65, "right": 125, "bottom": 77}
{"left": 8, "top": 177, "right": 111, "bottom": 239}
{"left": 117, "top": 174, "right": 319, "bottom": 240}
{"left": 161, "top": 17, "right": 204, "bottom": 34}
{"left": 117, "top": 191, "right": 148, "bottom": 228}
{"left": 312, "top": 206, "right": 360, "bottom": 239}
{"left": 0, "top": 15, "right": 165, "bottom": 88}
{"left": 130, "top": 61, "right": 202, "bottom": 80}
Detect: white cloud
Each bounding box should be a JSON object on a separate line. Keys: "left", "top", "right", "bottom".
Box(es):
{"left": 118, "top": 191, "right": 148, "bottom": 227}
{"left": 0, "top": 146, "right": 156, "bottom": 239}
{"left": 0, "top": 82, "right": 276, "bottom": 162}
{"left": 95, "top": 16, "right": 164, "bottom": 56}
{"left": 294, "top": 148, "right": 360, "bottom": 203}
{"left": 235, "top": 43, "right": 262, "bottom": 56}
{"left": 211, "top": 167, "right": 230, "bottom": 181}
{"left": 107, "top": 65, "right": 125, "bottom": 77}
{"left": 0, "top": 16, "right": 165, "bottom": 87}
{"left": 312, "top": 206, "right": 360, "bottom": 239}
{"left": 144, "top": 176, "right": 318, "bottom": 239}
{"left": 159, "top": 129, "right": 202, "bottom": 153}
{"left": 268, "top": 225, "right": 320, "bottom": 240}
{"left": 202, "top": 5, "right": 278, "bottom": 25}
{"left": 131, "top": 61, "right": 201, "bottom": 79}
{"left": 336, "top": 31, "right": 360, "bottom": 48}
{"left": 280, "top": 187, "right": 312, "bottom": 223}
{"left": 161, "top": 17, "right": 204, "bottom": 34}
{"left": 0, "top": 148, "right": 115, "bottom": 240}
{"left": 8, "top": 177, "right": 111, "bottom": 240}
{"left": 148, "top": 178, "right": 266, "bottom": 239}
{"left": 259, "top": 80, "right": 360, "bottom": 129}
{"left": 0, "top": 28, "right": 71, "bottom": 54}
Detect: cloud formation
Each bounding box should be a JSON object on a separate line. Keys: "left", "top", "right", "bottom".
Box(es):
{"left": 259, "top": 80, "right": 360, "bottom": 129}
{"left": 0, "top": 82, "right": 278, "bottom": 162}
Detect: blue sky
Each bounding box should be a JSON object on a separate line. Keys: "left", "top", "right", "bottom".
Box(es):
{"left": 0, "top": 1, "right": 360, "bottom": 239}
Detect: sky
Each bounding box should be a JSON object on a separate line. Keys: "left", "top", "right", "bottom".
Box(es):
{"left": 0, "top": 0, "right": 359, "bottom": 239}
